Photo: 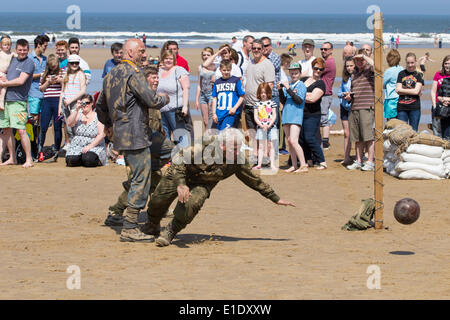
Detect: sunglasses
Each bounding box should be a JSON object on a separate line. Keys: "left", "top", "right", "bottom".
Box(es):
{"left": 80, "top": 101, "right": 90, "bottom": 107}
{"left": 69, "top": 61, "right": 79, "bottom": 65}
{"left": 320, "top": 48, "right": 331, "bottom": 51}
{"left": 313, "top": 67, "right": 324, "bottom": 71}
{"left": 263, "top": 43, "right": 271, "bottom": 47}
{"left": 252, "top": 47, "right": 262, "bottom": 51}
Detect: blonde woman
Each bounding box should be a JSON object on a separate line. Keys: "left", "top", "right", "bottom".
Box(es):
{"left": 59, "top": 54, "right": 86, "bottom": 149}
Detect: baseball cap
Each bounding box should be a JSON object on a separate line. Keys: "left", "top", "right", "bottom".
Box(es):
{"left": 68, "top": 54, "right": 81, "bottom": 63}
{"left": 302, "top": 39, "right": 315, "bottom": 46}
{"left": 288, "top": 62, "right": 301, "bottom": 70}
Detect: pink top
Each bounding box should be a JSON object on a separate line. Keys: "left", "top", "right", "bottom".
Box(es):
{"left": 321, "top": 57, "right": 336, "bottom": 96}
{"left": 433, "top": 71, "right": 450, "bottom": 102}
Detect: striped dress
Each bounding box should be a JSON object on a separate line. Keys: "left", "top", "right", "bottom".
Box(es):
{"left": 63, "top": 71, "right": 84, "bottom": 102}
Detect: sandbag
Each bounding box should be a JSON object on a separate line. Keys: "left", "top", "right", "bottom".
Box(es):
{"left": 408, "top": 132, "right": 450, "bottom": 149}
{"left": 384, "top": 150, "right": 396, "bottom": 162}
{"left": 395, "top": 161, "right": 446, "bottom": 178}
{"left": 443, "top": 157, "right": 450, "bottom": 165}
{"left": 388, "top": 125, "right": 417, "bottom": 146}
{"left": 398, "top": 169, "right": 442, "bottom": 180}
{"left": 406, "top": 144, "right": 443, "bottom": 158}
{"left": 442, "top": 149, "right": 450, "bottom": 160}
{"left": 384, "top": 119, "right": 412, "bottom": 130}
{"left": 400, "top": 152, "right": 444, "bottom": 166}
{"left": 383, "top": 129, "right": 394, "bottom": 140}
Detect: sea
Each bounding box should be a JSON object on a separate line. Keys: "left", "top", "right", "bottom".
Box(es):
{"left": 0, "top": 12, "right": 449, "bottom": 48}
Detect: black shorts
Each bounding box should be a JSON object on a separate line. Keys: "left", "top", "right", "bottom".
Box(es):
{"left": 244, "top": 105, "right": 257, "bottom": 130}
{"left": 420, "top": 64, "right": 426, "bottom": 72}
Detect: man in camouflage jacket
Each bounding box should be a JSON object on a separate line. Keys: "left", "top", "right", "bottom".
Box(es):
{"left": 96, "top": 39, "right": 169, "bottom": 242}
{"left": 142, "top": 128, "right": 296, "bottom": 247}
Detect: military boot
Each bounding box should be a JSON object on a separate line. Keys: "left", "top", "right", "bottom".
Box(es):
{"left": 104, "top": 205, "right": 125, "bottom": 226}
{"left": 155, "top": 222, "right": 177, "bottom": 247}
{"left": 140, "top": 221, "right": 161, "bottom": 236}
{"left": 120, "top": 227, "right": 155, "bottom": 243}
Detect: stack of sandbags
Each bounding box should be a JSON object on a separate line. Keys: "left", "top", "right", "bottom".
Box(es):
{"left": 396, "top": 144, "right": 446, "bottom": 180}
{"left": 383, "top": 119, "right": 450, "bottom": 180}
{"left": 443, "top": 149, "right": 450, "bottom": 173}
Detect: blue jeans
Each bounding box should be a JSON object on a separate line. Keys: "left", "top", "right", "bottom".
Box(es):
{"left": 396, "top": 109, "right": 421, "bottom": 132}
{"left": 39, "top": 97, "right": 63, "bottom": 151}
{"left": 161, "top": 109, "right": 189, "bottom": 148}
{"left": 299, "top": 114, "right": 325, "bottom": 163}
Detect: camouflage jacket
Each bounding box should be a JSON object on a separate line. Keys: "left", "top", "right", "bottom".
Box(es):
{"left": 96, "top": 60, "right": 169, "bottom": 151}
{"left": 167, "top": 137, "right": 281, "bottom": 203}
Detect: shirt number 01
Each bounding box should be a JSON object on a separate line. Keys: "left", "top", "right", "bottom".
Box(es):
{"left": 217, "top": 92, "right": 233, "bottom": 111}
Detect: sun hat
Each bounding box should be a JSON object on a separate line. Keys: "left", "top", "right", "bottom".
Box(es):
{"left": 302, "top": 39, "right": 315, "bottom": 46}
{"left": 68, "top": 54, "right": 81, "bottom": 63}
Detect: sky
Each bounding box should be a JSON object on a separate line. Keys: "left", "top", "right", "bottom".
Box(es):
{"left": 2, "top": 0, "right": 449, "bottom": 15}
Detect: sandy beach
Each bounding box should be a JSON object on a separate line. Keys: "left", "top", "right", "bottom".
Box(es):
{"left": 0, "top": 44, "right": 449, "bottom": 300}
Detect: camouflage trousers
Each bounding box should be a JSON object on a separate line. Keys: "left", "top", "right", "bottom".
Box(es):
{"left": 147, "top": 176, "right": 216, "bottom": 234}
{"left": 109, "top": 170, "right": 162, "bottom": 216}
{"left": 122, "top": 147, "right": 152, "bottom": 229}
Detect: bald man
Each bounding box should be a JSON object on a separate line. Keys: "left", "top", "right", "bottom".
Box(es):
{"left": 343, "top": 44, "right": 356, "bottom": 60}
{"left": 97, "top": 39, "right": 170, "bottom": 242}
{"left": 361, "top": 44, "right": 373, "bottom": 58}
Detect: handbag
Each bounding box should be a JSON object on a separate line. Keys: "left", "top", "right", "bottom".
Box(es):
{"left": 433, "top": 103, "right": 450, "bottom": 118}
{"left": 174, "top": 68, "right": 188, "bottom": 123}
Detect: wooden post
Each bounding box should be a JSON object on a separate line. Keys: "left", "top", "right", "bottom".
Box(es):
{"left": 373, "top": 12, "right": 384, "bottom": 230}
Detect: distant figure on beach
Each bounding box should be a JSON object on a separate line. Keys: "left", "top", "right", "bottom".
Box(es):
{"left": 439, "top": 37, "right": 442, "bottom": 48}
{"left": 395, "top": 35, "right": 399, "bottom": 49}
{"left": 434, "top": 35, "right": 439, "bottom": 48}
{"left": 93, "top": 39, "right": 97, "bottom": 47}
{"left": 102, "top": 37, "right": 105, "bottom": 48}
{"left": 102, "top": 42, "right": 123, "bottom": 78}
{"left": 142, "top": 34, "right": 146, "bottom": 46}
{"left": 391, "top": 35, "right": 395, "bottom": 48}
{"left": 52, "top": 34, "right": 56, "bottom": 45}
{"left": 418, "top": 52, "right": 434, "bottom": 74}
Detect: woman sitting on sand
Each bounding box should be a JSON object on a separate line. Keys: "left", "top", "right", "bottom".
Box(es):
{"left": 65, "top": 94, "right": 107, "bottom": 167}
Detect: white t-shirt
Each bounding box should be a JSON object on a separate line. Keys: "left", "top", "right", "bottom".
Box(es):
{"left": 215, "top": 63, "right": 242, "bottom": 79}
{"left": 299, "top": 56, "right": 316, "bottom": 77}
{"left": 280, "top": 68, "right": 289, "bottom": 83}
{"left": 232, "top": 41, "right": 243, "bottom": 51}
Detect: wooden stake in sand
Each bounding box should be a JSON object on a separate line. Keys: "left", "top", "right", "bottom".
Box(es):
{"left": 373, "top": 12, "right": 384, "bottom": 230}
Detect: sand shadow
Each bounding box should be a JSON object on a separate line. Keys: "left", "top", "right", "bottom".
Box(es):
{"left": 171, "top": 233, "right": 290, "bottom": 248}
{"left": 389, "top": 251, "right": 415, "bottom": 255}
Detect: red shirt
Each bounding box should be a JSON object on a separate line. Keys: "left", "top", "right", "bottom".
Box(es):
{"left": 176, "top": 54, "right": 189, "bottom": 72}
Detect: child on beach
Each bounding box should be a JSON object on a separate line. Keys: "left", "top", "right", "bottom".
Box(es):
{"left": 253, "top": 82, "right": 278, "bottom": 170}
{"left": 0, "top": 35, "right": 16, "bottom": 111}
{"left": 211, "top": 59, "right": 245, "bottom": 131}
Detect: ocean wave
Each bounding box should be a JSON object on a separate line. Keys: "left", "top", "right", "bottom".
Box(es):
{"left": 1, "top": 30, "right": 448, "bottom": 47}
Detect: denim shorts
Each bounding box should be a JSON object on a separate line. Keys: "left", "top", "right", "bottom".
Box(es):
{"left": 256, "top": 127, "right": 278, "bottom": 141}
{"left": 199, "top": 91, "right": 212, "bottom": 105}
